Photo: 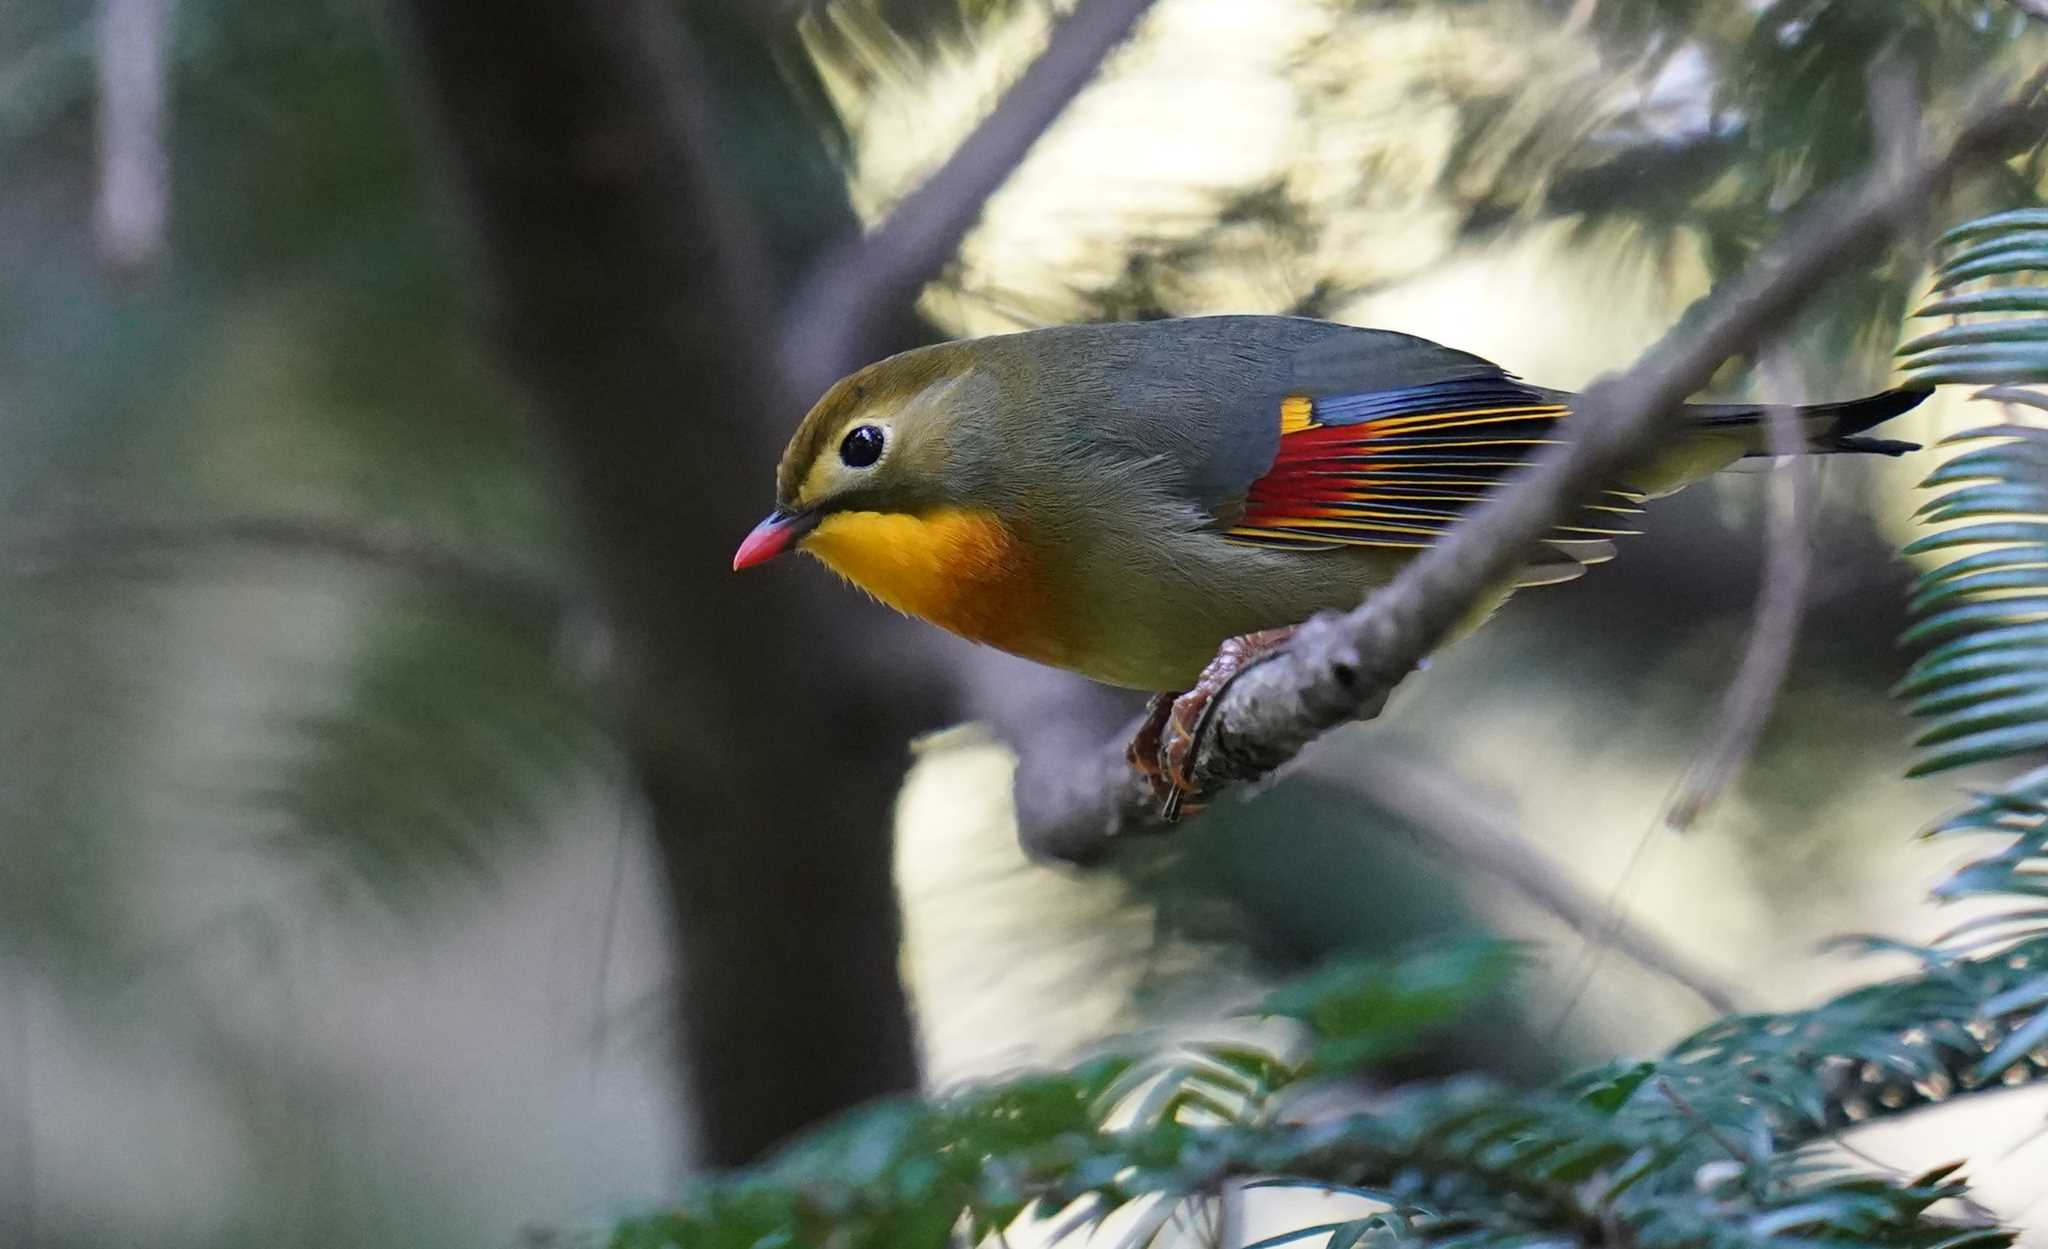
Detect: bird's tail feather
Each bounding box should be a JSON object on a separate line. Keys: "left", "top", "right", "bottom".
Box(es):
{"left": 1689, "top": 385, "right": 1931, "bottom": 458}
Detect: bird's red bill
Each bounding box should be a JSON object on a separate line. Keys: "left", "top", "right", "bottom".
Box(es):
{"left": 733, "top": 512, "right": 800, "bottom": 571}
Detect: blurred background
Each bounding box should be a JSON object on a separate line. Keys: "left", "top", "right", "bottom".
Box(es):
{"left": 4, "top": 0, "right": 2048, "bottom": 1245}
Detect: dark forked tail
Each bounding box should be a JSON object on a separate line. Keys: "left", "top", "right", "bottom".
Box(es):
{"left": 1693, "top": 385, "right": 1932, "bottom": 458}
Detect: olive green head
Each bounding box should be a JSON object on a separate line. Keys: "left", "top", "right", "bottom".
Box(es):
{"left": 773, "top": 342, "right": 991, "bottom": 521}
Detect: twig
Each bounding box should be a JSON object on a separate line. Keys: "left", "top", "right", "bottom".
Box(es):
{"left": 777, "top": 0, "right": 1159, "bottom": 405}
{"left": 1015, "top": 65, "right": 2048, "bottom": 862}
{"left": 94, "top": 0, "right": 174, "bottom": 276}
{"left": 1661, "top": 359, "right": 1813, "bottom": 832}
{"left": 1297, "top": 755, "right": 1741, "bottom": 1015}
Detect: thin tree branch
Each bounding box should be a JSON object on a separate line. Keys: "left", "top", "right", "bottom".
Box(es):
{"left": 94, "top": 0, "right": 173, "bottom": 276}
{"left": 777, "top": 0, "right": 1158, "bottom": 405}
{"left": 1661, "top": 363, "right": 1812, "bottom": 832}
{"left": 1017, "top": 66, "right": 2048, "bottom": 862}
{"left": 2008, "top": 0, "right": 2048, "bottom": 23}
{"left": 1296, "top": 755, "right": 1741, "bottom": 1015}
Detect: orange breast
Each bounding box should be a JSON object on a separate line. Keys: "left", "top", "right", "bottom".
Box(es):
{"left": 803, "top": 508, "right": 1068, "bottom": 667}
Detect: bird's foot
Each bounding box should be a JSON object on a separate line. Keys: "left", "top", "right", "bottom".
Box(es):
{"left": 1126, "top": 627, "right": 1297, "bottom": 823}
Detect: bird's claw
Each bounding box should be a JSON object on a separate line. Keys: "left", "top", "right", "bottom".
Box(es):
{"left": 1125, "top": 627, "right": 1297, "bottom": 823}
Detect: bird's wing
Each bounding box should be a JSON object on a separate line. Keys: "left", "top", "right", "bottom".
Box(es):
{"left": 1219, "top": 372, "right": 1643, "bottom": 554}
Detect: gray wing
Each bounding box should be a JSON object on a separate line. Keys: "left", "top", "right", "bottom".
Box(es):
{"left": 1023, "top": 316, "right": 1520, "bottom": 513}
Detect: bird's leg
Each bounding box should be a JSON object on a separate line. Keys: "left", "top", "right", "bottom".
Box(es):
{"left": 1130, "top": 627, "right": 1297, "bottom": 823}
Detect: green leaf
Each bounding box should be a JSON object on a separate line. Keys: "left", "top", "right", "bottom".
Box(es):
{"left": 1973, "top": 1006, "right": 2048, "bottom": 1081}
{"left": 1328, "top": 1219, "right": 1375, "bottom": 1249}
{"left": 1910, "top": 722, "right": 2048, "bottom": 775}
{"left": 1938, "top": 232, "right": 2048, "bottom": 273}
{"left": 1939, "top": 208, "right": 2048, "bottom": 245}
{"left": 1902, "top": 521, "right": 2048, "bottom": 554}
{"left": 1914, "top": 288, "right": 2048, "bottom": 318}
{"left": 1935, "top": 249, "right": 2048, "bottom": 289}
{"left": 1980, "top": 974, "right": 2048, "bottom": 1018}
{"left": 1903, "top": 669, "right": 2048, "bottom": 718}
{"left": 1906, "top": 360, "right": 2048, "bottom": 387}
{"left": 1908, "top": 544, "right": 2048, "bottom": 587}
{"left": 1899, "top": 596, "right": 2048, "bottom": 648}
{"left": 1241, "top": 1222, "right": 1357, "bottom": 1249}
{"left": 1900, "top": 318, "right": 2048, "bottom": 356}
{"left": 1913, "top": 689, "right": 2048, "bottom": 745}
{"left": 1261, "top": 942, "right": 1516, "bottom": 1074}
{"left": 1197, "top": 1044, "right": 1298, "bottom": 1099}
{"left": 1570, "top": 1060, "right": 1657, "bottom": 1115}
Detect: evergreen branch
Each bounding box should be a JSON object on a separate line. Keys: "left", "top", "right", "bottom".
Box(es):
{"left": 608, "top": 942, "right": 2034, "bottom": 1249}
{"left": 1016, "top": 65, "right": 2048, "bottom": 862}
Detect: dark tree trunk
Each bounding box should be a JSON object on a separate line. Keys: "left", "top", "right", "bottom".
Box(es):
{"left": 384, "top": 0, "right": 945, "bottom": 1165}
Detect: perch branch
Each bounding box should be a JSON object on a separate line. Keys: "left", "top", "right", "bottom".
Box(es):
{"left": 1017, "top": 66, "right": 2048, "bottom": 862}
{"left": 777, "top": 0, "right": 1158, "bottom": 404}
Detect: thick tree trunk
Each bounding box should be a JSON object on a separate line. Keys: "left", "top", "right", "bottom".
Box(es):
{"left": 385, "top": 0, "right": 944, "bottom": 1165}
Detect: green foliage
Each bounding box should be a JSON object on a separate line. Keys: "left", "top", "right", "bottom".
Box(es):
{"left": 256, "top": 591, "right": 607, "bottom": 914}
{"left": 1451, "top": 0, "right": 2045, "bottom": 376}
{"left": 1886, "top": 207, "right": 2048, "bottom": 1130}
{"left": 603, "top": 929, "right": 2039, "bottom": 1247}
{"left": 1260, "top": 942, "right": 1519, "bottom": 1076}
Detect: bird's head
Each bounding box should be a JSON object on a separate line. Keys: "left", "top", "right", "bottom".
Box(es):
{"left": 732, "top": 343, "right": 993, "bottom": 572}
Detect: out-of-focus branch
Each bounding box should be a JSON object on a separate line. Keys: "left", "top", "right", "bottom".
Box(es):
{"left": 1298, "top": 755, "right": 1741, "bottom": 1014}
{"left": 0, "top": 512, "right": 572, "bottom": 615}
{"left": 1018, "top": 67, "right": 2048, "bottom": 863}
{"left": 94, "top": 0, "right": 174, "bottom": 275}
{"left": 2008, "top": 0, "right": 2048, "bottom": 22}
{"left": 777, "top": 0, "right": 1158, "bottom": 405}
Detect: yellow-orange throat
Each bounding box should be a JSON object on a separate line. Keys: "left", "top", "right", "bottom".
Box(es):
{"left": 802, "top": 507, "right": 1064, "bottom": 666}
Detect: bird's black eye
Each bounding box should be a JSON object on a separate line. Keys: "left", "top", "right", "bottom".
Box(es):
{"left": 839, "top": 424, "right": 885, "bottom": 468}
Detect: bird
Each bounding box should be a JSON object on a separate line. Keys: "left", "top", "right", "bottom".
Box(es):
{"left": 733, "top": 314, "right": 1926, "bottom": 813}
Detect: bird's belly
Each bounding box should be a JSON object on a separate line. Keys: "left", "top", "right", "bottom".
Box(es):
{"left": 1056, "top": 537, "right": 1412, "bottom": 691}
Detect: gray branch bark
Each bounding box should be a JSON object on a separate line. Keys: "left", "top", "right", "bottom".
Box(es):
{"left": 384, "top": 0, "right": 950, "bottom": 1166}
{"left": 1018, "top": 68, "right": 2048, "bottom": 863}
{"left": 777, "top": 0, "right": 1158, "bottom": 405}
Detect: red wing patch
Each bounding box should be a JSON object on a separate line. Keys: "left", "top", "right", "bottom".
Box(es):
{"left": 1223, "top": 379, "right": 1643, "bottom": 552}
